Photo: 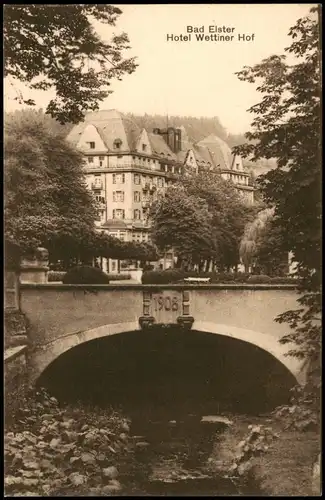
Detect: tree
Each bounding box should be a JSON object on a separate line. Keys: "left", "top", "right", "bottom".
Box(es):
{"left": 254, "top": 218, "right": 289, "bottom": 276}
{"left": 4, "top": 109, "right": 98, "bottom": 261}
{"left": 4, "top": 5, "right": 137, "bottom": 124}
{"left": 150, "top": 186, "right": 216, "bottom": 271}
{"left": 234, "top": 7, "right": 321, "bottom": 416}
{"left": 150, "top": 172, "right": 256, "bottom": 272}
{"left": 239, "top": 208, "right": 274, "bottom": 273}
{"left": 182, "top": 172, "right": 257, "bottom": 271}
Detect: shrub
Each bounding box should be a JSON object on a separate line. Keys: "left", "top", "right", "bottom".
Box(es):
{"left": 142, "top": 264, "right": 155, "bottom": 272}
{"left": 141, "top": 270, "right": 296, "bottom": 285}
{"left": 269, "top": 276, "right": 298, "bottom": 285}
{"left": 48, "top": 271, "right": 66, "bottom": 282}
{"left": 62, "top": 266, "right": 110, "bottom": 285}
{"left": 247, "top": 274, "right": 272, "bottom": 284}
{"left": 141, "top": 269, "right": 184, "bottom": 284}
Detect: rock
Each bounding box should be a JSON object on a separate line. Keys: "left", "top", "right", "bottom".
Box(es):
{"left": 102, "top": 480, "right": 122, "bottom": 494}
{"left": 121, "top": 421, "right": 130, "bottom": 432}
{"left": 311, "top": 453, "right": 321, "bottom": 495}
{"left": 135, "top": 441, "right": 150, "bottom": 449}
{"left": 102, "top": 466, "right": 119, "bottom": 480}
{"left": 201, "top": 415, "right": 233, "bottom": 426}
{"left": 169, "top": 420, "right": 177, "bottom": 425}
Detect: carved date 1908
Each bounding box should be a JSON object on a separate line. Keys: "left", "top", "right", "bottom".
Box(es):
{"left": 153, "top": 295, "right": 179, "bottom": 312}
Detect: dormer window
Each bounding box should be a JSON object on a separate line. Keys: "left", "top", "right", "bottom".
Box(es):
{"left": 114, "top": 139, "right": 122, "bottom": 150}
{"left": 236, "top": 163, "right": 240, "bottom": 169}
{"left": 142, "top": 144, "right": 147, "bottom": 152}
{"left": 88, "top": 142, "right": 95, "bottom": 149}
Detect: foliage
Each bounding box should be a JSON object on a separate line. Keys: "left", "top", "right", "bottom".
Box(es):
{"left": 234, "top": 7, "right": 321, "bottom": 404}
{"left": 150, "top": 186, "right": 216, "bottom": 270}
{"left": 150, "top": 172, "right": 256, "bottom": 272}
{"left": 273, "top": 385, "right": 320, "bottom": 432}
{"left": 48, "top": 271, "right": 67, "bottom": 282}
{"left": 247, "top": 275, "right": 272, "bottom": 284}
{"left": 225, "top": 425, "right": 279, "bottom": 490}
{"left": 142, "top": 269, "right": 184, "bottom": 284}
{"left": 4, "top": 388, "right": 133, "bottom": 496}
{"left": 4, "top": 109, "right": 97, "bottom": 256}
{"left": 254, "top": 218, "right": 289, "bottom": 276}
{"left": 4, "top": 5, "right": 137, "bottom": 124}
{"left": 62, "top": 266, "right": 110, "bottom": 285}
{"left": 181, "top": 172, "right": 257, "bottom": 271}
{"left": 239, "top": 208, "right": 274, "bottom": 272}
{"left": 141, "top": 270, "right": 297, "bottom": 285}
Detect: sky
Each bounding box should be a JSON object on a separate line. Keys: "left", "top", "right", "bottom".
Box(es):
{"left": 4, "top": 3, "right": 316, "bottom": 134}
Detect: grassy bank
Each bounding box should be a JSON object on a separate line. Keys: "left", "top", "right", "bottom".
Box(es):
{"left": 207, "top": 413, "right": 320, "bottom": 496}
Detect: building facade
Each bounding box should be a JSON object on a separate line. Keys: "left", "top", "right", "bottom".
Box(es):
{"left": 67, "top": 110, "right": 254, "bottom": 271}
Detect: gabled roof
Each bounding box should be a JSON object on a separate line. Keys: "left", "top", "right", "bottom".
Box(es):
{"left": 66, "top": 109, "right": 141, "bottom": 153}
{"left": 197, "top": 135, "right": 233, "bottom": 170}
{"left": 192, "top": 144, "right": 214, "bottom": 166}
{"left": 147, "top": 133, "right": 177, "bottom": 160}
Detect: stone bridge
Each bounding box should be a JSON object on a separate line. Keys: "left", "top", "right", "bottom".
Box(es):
{"left": 17, "top": 283, "right": 305, "bottom": 385}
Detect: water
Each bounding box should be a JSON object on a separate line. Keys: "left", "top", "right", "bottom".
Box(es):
{"left": 119, "top": 408, "right": 240, "bottom": 496}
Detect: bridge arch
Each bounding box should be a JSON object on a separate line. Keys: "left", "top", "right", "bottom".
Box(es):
{"left": 29, "top": 320, "right": 304, "bottom": 385}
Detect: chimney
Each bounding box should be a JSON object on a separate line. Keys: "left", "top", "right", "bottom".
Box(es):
{"left": 152, "top": 127, "right": 182, "bottom": 153}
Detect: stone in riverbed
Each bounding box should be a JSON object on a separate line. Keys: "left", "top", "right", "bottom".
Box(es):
{"left": 168, "top": 420, "right": 177, "bottom": 426}
{"left": 102, "top": 466, "right": 119, "bottom": 480}
{"left": 102, "top": 480, "right": 122, "bottom": 494}
{"left": 200, "top": 415, "right": 233, "bottom": 426}
{"left": 135, "top": 441, "right": 150, "bottom": 449}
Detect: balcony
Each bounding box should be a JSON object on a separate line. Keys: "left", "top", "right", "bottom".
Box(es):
{"left": 109, "top": 162, "right": 161, "bottom": 172}
{"left": 142, "top": 182, "right": 151, "bottom": 191}
{"left": 91, "top": 182, "right": 103, "bottom": 190}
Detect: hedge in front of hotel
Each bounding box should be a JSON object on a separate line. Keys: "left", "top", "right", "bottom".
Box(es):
{"left": 141, "top": 270, "right": 298, "bottom": 285}
{"left": 48, "top": 270, "right": 131, "bottom": 283}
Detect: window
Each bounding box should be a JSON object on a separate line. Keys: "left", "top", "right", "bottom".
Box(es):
{"left": 113, "top": 209, "right": 125, "bottom": 219}
{"left": 134, "top": 209, "right": 141, "bottom": 220}
{"left": 88, "top": 142, "right": 95, "bottom": 149}
{"left": 134, "top": 174, "right": 141, "bottom": 185}
{"left": 113, "top": 173, "right": 125, "bottom": 184}
{"left": 134, "top": 191, "right": 141, "bottom": 202}
{"left": 113, "top": 191, "right": 124, "bottom": 202}
{"left": 157, "top": 178, "right": 163, "bottom": 188}
{"left": 88, "top": 157, "right": 94, "bottom": 163}
{"left": 113, "top": 139, "right": 122, "bottom": 150}
{"left": 93, "top": 176, "right": 102, "bottom": 188}
{"left": 119, "top": 232, "right": 126, "bottom": 241}
{"left": 236, "top": 163, "right": 240, "bottom": 170}
{"left": 142, "top": 144, "right": 147, "bottom": 152}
